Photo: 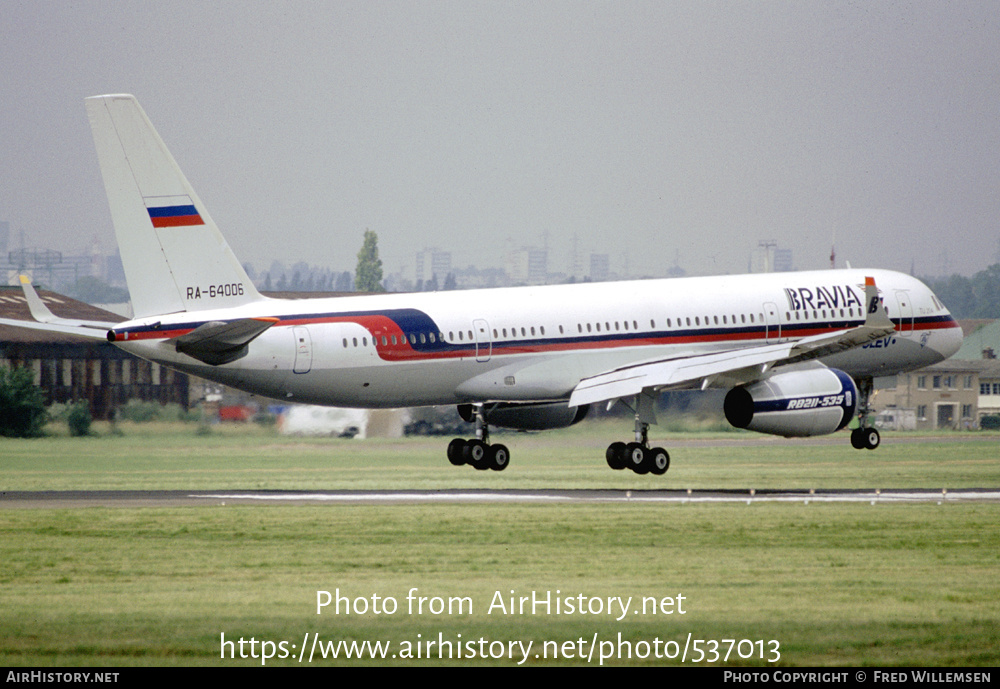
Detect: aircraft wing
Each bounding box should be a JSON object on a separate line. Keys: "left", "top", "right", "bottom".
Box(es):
{"left": 0, "top": 316, "right": 113, "bottom": 340}
{"left": 0, "top": 276, "right": 121, "bottom": 341}
{"left": 18, "top": 275, "right": 121, "bottom": 329}
{"left": 168, "top": 318, "right": 279, "bottom": 365}
{"left": 569, "top": 277, "right": 895, "bottom": 408}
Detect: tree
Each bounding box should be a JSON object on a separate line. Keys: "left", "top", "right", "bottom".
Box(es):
{"left": 355, "top": 229, "right": 385, "bottom": 292}
{"left": 67, "top": 401, "right": 92, "bottom": 437}
{"left": 335, "top": 271, "right": 354, "bottom": 292}
{"left": 925, "top": 263, "right": 1000, "bottom": 318}
{"left": 0, "top": 366, "right": 47, "bottom": 438}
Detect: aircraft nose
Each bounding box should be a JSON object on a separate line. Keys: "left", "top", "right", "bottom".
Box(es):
{"left": 935, "top": 319, "right": 964, "bottom": 360}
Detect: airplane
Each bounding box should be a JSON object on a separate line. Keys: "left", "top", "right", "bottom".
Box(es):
{"left": 1, "top": 94, "right": 964, "bottom": 474}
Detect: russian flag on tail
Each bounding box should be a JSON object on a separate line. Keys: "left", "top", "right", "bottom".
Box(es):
{"left": 144, "top": 195, "right": 205, "bottom": 228}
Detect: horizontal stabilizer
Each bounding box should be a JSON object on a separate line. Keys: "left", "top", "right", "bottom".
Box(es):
{"left": 170, "top": 317, "right": 279, "bottom": 365}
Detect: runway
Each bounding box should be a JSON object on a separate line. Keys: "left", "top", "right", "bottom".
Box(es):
{"left": 2, "top": 487, "right": 999, "bottom": 508}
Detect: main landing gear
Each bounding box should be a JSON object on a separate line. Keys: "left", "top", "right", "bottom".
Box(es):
{"left": 446, "top": 404, "right": 509, "bottom": 471}
{"left": 850, "top": 376, "right": 881, "bottom": 450}
{"left": 604, "top": 393, "right": 670, "bottom": 476}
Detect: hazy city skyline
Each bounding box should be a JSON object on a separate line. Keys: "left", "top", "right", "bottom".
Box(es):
{"left": 2, "top": 2, "right": 999, "bottom": 283}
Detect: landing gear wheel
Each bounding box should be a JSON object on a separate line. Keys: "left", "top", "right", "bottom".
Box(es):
{"left": 851, "top": 427, "right": 881, "bottom": 450}
{"left": 464, "top": 439, "right": 490, "bottom": 470}
{"left": 489, "top": 444, "right": 510, "bottom": 471}
{"left": 626, "top": 442, "right": 649, "bottom": 474}
{"left": 447, "top": 438, "right": 467, "bottom": 466}
{"left": 606, "top": 442, "right": 627, "bottom": 470}
{"left": 649, "top": 447, "right": 670, "bottom": 475}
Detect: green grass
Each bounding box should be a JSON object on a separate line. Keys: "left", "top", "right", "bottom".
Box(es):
{"left": 1, "top": 420, "right": 999, "bottom": 666}
{"left": 4, "top": 418, "right": 1000, "bottom": 491}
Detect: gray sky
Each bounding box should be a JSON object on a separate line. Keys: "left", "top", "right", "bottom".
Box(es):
{"left": 2, "top": 1, "right": 998, "bottom": 280}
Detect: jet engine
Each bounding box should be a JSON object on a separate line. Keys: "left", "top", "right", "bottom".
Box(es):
{"left": 458, "top": 402, "right": 590, "bottom": 431}
{"left": 724, "top": 368, "right": 857, "bottom": 438}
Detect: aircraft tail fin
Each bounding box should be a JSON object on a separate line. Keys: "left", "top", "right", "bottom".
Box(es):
{"left": 85, "top": 94, "right": 263, "bottom": 318}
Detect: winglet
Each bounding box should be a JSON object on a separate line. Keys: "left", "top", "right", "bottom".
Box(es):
{"left": 18, "top": 275, "right": 61, "bottom": 324}
{"left": 16, "top": 274, "right": 120, "bottom": 330}
{"left": 863, "top": 276, "right": 894, "bottom": 330}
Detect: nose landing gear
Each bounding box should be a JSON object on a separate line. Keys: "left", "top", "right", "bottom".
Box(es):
{"left": 850, "top": 376, "right": 881, "bottom": 450}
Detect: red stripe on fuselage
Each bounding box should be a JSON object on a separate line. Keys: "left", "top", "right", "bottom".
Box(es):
{"left": 112, "top": 313, "right": 960, "bottom": 361}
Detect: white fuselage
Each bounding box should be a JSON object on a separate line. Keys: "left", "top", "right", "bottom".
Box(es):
{"left": 110, "top": 268, "right": 962, "bottom": 408}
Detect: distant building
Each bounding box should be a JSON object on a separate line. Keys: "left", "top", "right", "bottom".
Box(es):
{"left": 750, "top": 242, "right": 793, "bottom": 273}
{"left": 773, "top": 248, "right": 793, "bottom": 272}
{"left": 589, "top": 253, "right": 610, "bottom": 281}
{"left": 415, "top": 248, "right": 452, "bottom": 283}
{"left": 876, "top": 360, "right": 986, "bottom": 430}
{"left": 506, "top": 247, "right": 547, "bottom": 284}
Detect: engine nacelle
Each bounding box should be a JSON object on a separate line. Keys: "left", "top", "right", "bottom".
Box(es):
{"left": 458, "top": 402, "right": 590, "bottom": 431}
{"left": 724, "top": 368, "right": 857, "bottom": 438}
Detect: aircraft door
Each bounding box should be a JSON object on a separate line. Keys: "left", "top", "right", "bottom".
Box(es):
{"left": 293, "top": 326, "right": 312, "bottom": 374}
{"left": 473, "top": 319, "right": 491, "bottom": 362}
{"left": 763, "top": 302, "right": 780, "bottom": 343}
{"left": 895, "top": 290, "right": 913, "bottom": 337}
